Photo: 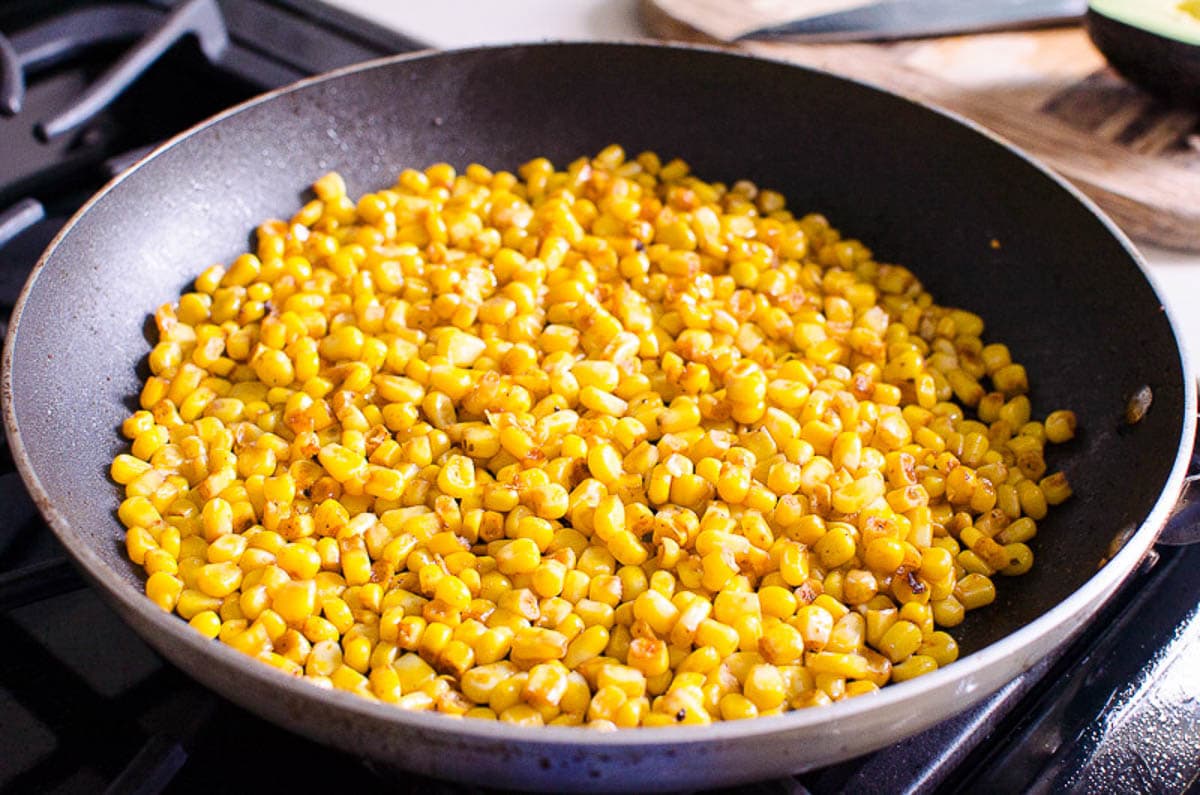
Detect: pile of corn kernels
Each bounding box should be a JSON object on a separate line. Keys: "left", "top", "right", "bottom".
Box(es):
{"left": 112, "top": 145, "right": 1074, "bottom": 727}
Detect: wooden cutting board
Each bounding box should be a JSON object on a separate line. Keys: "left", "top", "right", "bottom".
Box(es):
{"left": 641, "top": 0, "right": 1200, "bottom": 251}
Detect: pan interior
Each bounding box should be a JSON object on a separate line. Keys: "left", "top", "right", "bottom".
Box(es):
{"left": 7, "top": 44, "right": 1185, "bottom": 661}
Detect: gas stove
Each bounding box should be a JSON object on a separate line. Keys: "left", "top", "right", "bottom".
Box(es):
{"left": 1, "top": 3, "right": 1198, "bottom": 793}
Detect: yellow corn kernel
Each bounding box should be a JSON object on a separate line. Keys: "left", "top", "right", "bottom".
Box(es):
{"left": 145, "top": 572, "right": 183, "bottom": 611}
{"left": 511, "top": 627, "right": 568, "bottom": 664}
{"left": 758, "top": 623, "right": 805, "bottom": 666}
{"left": 274, "top": 579, "right": 317, "bottom": 626}
{"left": 931, "top": 596, "right": 965, "bottom": 628}
{"left": 460, "top": 661, "right": 519, "bottom": 705}
{"left": 196, "top": 561, "right": 243, "bottom": 598}
{"left": 112, "top": 454, "right": 154, "bottom": 485}
{"left": 891, "top": 654, "right": 938, "bottom": 682}
{"left": 437, "top": 454, "right": 476, "bottom": 498}
{"left": 185, "top": 609, "right": 220, "bottom": 638}
{"left": 742, "top": 664, "right": 786, "bottom": 711}
{"left": 626, "top": 637, "right": 670, "bottom": 677}
{"left": 317, "top": 444, "right": 367, "bottom": 483}
{"left": 1039, "top": 472, "right": 1073, "bottom": 505}
{"left": 495, "top": 538, "right": 541, "bottom": 575}
{"left": 955, "top": 573, "right": 997, "bottom": 611}
{"left": 814, "top": 526, "right": 856, "bottom": 570}
{"left": 876, "top": 619, "right": 923, "bottom": 663}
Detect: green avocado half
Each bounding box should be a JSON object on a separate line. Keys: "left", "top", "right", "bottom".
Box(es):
{"left": 1086, "top": 0, "right": 1200, "bottom": 106}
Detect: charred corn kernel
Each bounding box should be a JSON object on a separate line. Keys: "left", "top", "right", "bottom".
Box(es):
{"left": 1039, "top": 472, "right": 1072, "bottom": 505}
{"left": 841, "top": 570, "right": 878, "bottom": 605}
{"left": 955, "top": 573, "right": 997, "bottom": 610}
{"left": 303, "top": 615, "right": 339, "bottom": 645}
{"left": 999, "top": 543, "right": 1034, "bottom": 576}
{"left": 511, "top": 627, "right": 568, "bottom": 663}
{"left": 460, "top": 661, "right": 519, "bottom": 705}
{"left": 627, "top": 637, "right": 670, "bottom": 677}
{"left": 524, "top": 662, "right": 571, "bottom": 707}
{"left": 793, "top": 605, "right": 833, "bottom": 652}
{"left": 526, "top": 484, "right": 570, "bottom": 519}
{"left": 635, "top": 590, "right": 680, "bottom": 636}
{"left": 758, "top": 623, "right": 805, "bottom": 665}
{"left": 992, "top": 364, "right": 1028, "bottom": 396}
{"left": 418, "top": 621, "right": 453, "bottom": 660}
{"left": 831, "top": 473, "right": 885, "bottom": 514}
{"left": 437, "top": 640, "right": 475, "bottom": 678}
{"left": 436, "top": 454, "right": 476, "bottom": 498}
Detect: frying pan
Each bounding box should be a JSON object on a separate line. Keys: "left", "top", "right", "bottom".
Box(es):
{"left": 2, "top": 43, "right": 1196, "bottom": 791}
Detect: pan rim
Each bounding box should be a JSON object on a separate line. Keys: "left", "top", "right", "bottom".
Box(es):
{"left": 2, "top": 40, "right": 1195, "bottom": 755}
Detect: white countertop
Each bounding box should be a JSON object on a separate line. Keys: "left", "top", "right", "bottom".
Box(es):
{"left": 326, "top": 0, "right": 1200, "bottom": 366}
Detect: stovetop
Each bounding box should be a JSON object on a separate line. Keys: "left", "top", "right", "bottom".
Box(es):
{"left": 1, "top": 2, "right": 1199, "bottom": 793}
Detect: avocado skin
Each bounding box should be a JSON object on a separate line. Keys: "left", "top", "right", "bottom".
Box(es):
{"left": 1086, "top": 9, "right": 1200, "bottom": 107}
